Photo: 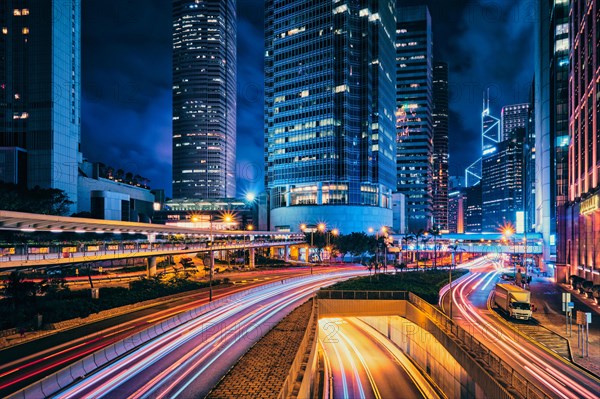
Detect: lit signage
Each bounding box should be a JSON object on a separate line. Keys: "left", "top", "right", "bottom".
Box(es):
{"left": 580, "top": 195, "right": 599, "bottom": 215}
{"left": 516, "top": 211, "right": 525, "bottom": 234}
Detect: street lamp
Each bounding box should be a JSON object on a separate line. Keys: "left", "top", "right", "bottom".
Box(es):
{"left": 503, "top": 226, "right": 516, "bottom": 278}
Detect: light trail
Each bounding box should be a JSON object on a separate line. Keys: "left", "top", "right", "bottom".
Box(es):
{"left": 451, "top": 267, "right": 598, "bottom": 399}
{"left": 46, "top": 271, "right": 361, "bottom": 399}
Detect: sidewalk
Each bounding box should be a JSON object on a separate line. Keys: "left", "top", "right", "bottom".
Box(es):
{"left": 528, "top": 276, "right": 600, "bottom": 376}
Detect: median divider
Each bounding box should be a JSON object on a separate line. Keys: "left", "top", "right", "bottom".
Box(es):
{"left": 8, "top": 274, "right": 314, "bottom": 399}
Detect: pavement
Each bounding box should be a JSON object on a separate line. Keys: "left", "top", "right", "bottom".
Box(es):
{"left": 528, "top": 276, "right": 600, "bottom": 376}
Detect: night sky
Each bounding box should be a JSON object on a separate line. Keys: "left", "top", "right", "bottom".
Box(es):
{"left": 82, "top": 0, "right": 534, "bottom": 198}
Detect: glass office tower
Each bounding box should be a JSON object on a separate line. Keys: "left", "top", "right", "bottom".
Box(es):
{"left": 265, "top": 0, "right": 397, "bottom": 233}
{"left": 396, "top": 5, "right": 433, "bottom": 232}
{"left": 0, "top": 1, "right": 81, "bottom": 211}
{"left": 172, "top": 0, "right": 237, "bottom": 199}
{"left": 535, "top": 0, "right": 571, "bottom": 274}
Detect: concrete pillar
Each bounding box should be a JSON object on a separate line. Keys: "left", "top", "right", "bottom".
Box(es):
{"left": 249, "top": 248, "right": 255, "bottom": 268}
{"left": 210, "top": 250, "right": 215, "bottom": 276}
{"left": 147, "top": 256, "right": 157, "bottom": 277}
{"left": 284, "top": 245, "right": 289, "bottom": 261}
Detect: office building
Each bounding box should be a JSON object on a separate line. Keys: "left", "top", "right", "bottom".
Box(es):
{"left": 432, "top": 61, "right": 449, "bottom": 230}
{"left": 534, "top": 0, "right": 571, "bottom": 272}
{"left": 501, "top": 103, "right": 530, "bottom": 141}
{"left": 482, "top": 128, "right": 525, "bottom": 231}
{"left": 264, "top": 0, "right": 397, "bottom": 233}
{"left": 563, "top": 0, "right": 599, "bottom": 284}
{"left": 464, "top": 183, "right": 482, "bottom": 233}
{"left": 0, "top": 1, "right": 81, "bottom": 211}
{"left": 524, "top": 85, "right": 536, "bottom": 232}
{"left": 172, "top": 0, "right": 237, "bottom": 199}
{"left": 396, "top": 5, "right": 433, "bottom": 232}
{"left": 448, "top": 190, "right": 465, "bottom": 234}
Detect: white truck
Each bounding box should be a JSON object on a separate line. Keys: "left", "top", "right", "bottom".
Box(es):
{"left": 494, "top": 283, "right": 532, "bottom": 320}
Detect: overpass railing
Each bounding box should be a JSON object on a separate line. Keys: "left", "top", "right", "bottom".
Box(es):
{"left": 0, "top": 239, "right": 304, "bottom": 263}
{"left": 408, "top": 293, "right": 551, "bottom": 399}
{"left": 316, "top": 290, "right": 408, "bottom": 300}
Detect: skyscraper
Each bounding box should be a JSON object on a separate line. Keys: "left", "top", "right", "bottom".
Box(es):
{"left": 396, "top": 5, "right": 433, "bottom": 232}
{"left": 534, "top": 0, "right": 571, "bottom": 272}
{"left": 501, "top": 103, "right": 530, "bottom": 141}
{"left": 264, "top": 0, "right": 397, "bottom": 233}
{"left": 172, "top": 0, "right": 237, "bottom": 200}
{"left": 563, "top": 0, "right": 598, "bottom": 284}
{"left": 432, "top": 61, "right": 449, "bottom": 230}
{"left": 0, "top": 1, "right": 81, "bottom": 209}
{"left": 481, "top": 128, "right": 525, "bottom": 231}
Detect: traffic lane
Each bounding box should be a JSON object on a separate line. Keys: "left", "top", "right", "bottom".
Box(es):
{"left": 451, "top": 271, "right": 600, "bottom": 399}
{"left": 48, "top": 272, "right": 360, "bottom": 399}
{"left": 321, "top": 318, "right": 426, "bottom": 399}
{"left": 0, "top": 268, "right": 337, "bottom": 396}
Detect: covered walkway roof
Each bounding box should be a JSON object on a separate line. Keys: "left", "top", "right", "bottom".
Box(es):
{"left": 0, "top": 210, "right": 300, "bottom": 238}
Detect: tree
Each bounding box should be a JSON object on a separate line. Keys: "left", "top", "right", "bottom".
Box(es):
{"left": 0, "top": 183, "right": 73, "bottom": 215}
{"left": 336, "top": 232, "right": 372, "bottom": 262}
{"left": 428, "top": 227, "right": 441, "bottom": 269}
{"left": 1, "top": 271, "right": 39, "bottom": 309}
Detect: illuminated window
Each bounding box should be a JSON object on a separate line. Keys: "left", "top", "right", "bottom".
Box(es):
{"left": 13, "top": 9, "right": 21, "bottom": 16}
{"left": 2, "top": 28, "right": 7, "bottom": 35}
{"left": 22, "top": 27, "right": 29, "bottom": 35}
{"left": 22, "top": 9, "right": 29, "bottom": 15}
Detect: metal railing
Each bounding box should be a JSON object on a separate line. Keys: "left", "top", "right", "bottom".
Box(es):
{"left": 316, "top": 290, "right": 408, "bottom": 300}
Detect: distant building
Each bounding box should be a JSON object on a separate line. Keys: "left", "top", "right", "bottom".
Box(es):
{"left": 563, "top": 0, "right": 599, "bottom": 284}
{"left": 432, "top": 62, "right": 449, "bottom": 230}
{"left": 464, "top": 183, "right": 482, "bottom": 233}
{"left": 153, "top": 198, "right": 257, "bottom": 231}
{"left": 392, "top": 193, "right": 407, "bottom": 234}
{"left": 449, "top": 175, "right": 466, "bottom": 191}
{"left": 501, "top": 104, "right": 530, "bottom": 141}
{"left": 448, "top": 190, "right": 465, "bottom": 233}
{"left": 481, "top": 128, "right": 525, "bottom": 231}
{"left": 77, "top": 160, "right": 155, "bottom": 222}
{"left": 264, "top": 0, "right": 397, "bottom": 233}
{"left": 172, "top": 0, "right": 237, "bottom": 199}
{"left": 396, "top": 5, "right": 434, "bottom": 232}
{"left": 0, "top": 1, "right": 81, "bottom": 211}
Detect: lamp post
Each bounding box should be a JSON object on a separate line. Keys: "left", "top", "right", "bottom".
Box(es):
{"left": 503, "top": 226, "right": 515, "bottom": 279}
{"left": 301, "top": 223, "right": 325, "bottom": 273}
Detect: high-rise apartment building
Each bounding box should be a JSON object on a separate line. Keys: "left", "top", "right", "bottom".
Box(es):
{"left": 432, "top": 61, "right": 449, "bottom": 230}
{"left": 563, "top": 0, "right": 599, "bottom": 284}
{"left": 396, "top": 5, "right": 433, "bottom": 232}
{"left": 172, "top": 0, "right": 237, "bottom": 200}
{"left": 534, "top": 0, "right": 571, "bottom": 271}
{"left": 0, "top": 1, "right": 81, "bottom": 210}
{"left": 264, "top": 0, "right": 397, "bottom": 233}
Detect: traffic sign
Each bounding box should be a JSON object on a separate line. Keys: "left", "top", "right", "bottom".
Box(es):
{"left": 562, "top": 292, "right": 571, "bottom": 303}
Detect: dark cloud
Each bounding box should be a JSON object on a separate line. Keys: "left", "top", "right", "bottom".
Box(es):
{"left": 82, "top": 0, "right": 533, "bottom": 197}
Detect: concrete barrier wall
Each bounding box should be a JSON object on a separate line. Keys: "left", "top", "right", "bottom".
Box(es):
{"left": 359, "top": 315, "right": 481, "bottom": 399}
{"left": 318, "top": 299, "right": 513, "bottom": 399}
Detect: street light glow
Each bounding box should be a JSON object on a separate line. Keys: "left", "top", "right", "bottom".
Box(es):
{"left": 317, "top": 223, "right": 325, "bottom": 231}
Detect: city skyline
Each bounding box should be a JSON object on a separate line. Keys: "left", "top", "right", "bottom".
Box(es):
{"left": 81, "top": 1, "right": 534, "bottom": 197}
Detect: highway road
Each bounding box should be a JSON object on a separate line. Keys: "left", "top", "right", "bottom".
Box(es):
{"left": 8, "top": 269, "right": 363, "bottom": 399}
{"left": 441, "top": 257, "right": 600, "bottom": 399}
{"left": 319, "top": 317, "right": 438, "bottom": 399}
{"left": 0, "top": 266, "right": 356, "bottom": 397}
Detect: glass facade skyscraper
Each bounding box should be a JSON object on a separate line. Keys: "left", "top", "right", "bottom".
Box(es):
{"left": 501, "top": 103, "right": 530, "bottom": 141}
{"left": 396, "top": 5, "right": 433, "bottom": 232}
{"left": 0, "top": 1, "right": 81, "bottom": 210}
{"left": 265, "top": 0, "right": 397, "bottom": 233}
{"left": 535, "top": 0, "right": 571, "bottom": 272}
{"left": 172, "top": 0, "right": 237, "bottom": 200}
{"left": 432, "top": 61, "right": 449, "bottom": 230}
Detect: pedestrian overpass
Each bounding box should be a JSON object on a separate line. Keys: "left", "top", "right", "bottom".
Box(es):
{"left": 0, "top": 211, "right": 304, "bottom": 273}
{"left": 391, "top": 232, "right": 544, "bottom": 255}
